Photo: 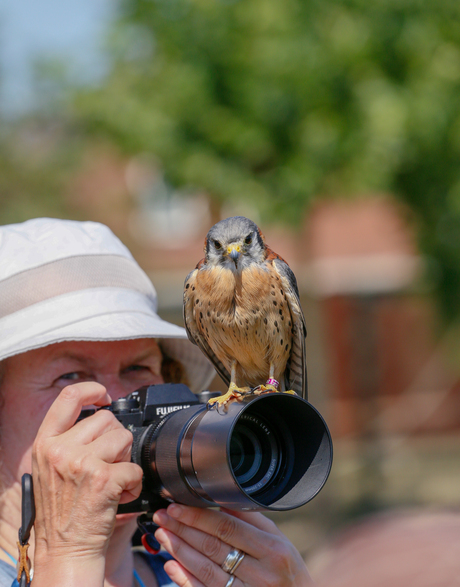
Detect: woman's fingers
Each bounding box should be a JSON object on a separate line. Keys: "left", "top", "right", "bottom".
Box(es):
{"left": 33, "top": 380, "right": 141, "bottom": 506}
{"left": 109, "top": 461, "right": 143, "bottom": 504}
{"left": 153, "top": 508, "right": 266, "bottom": 585}
{"left": 220, "top": 507, "right": 284, "bottom": 537}
{"left": 153, "top": 505, "right": 315, "bottom": 587}
{"left": 35, "top": 395, "right": 139, "bottom": 502}
{"left": 38, "top": 381, "right": 112, "bottom": 437}
{"left": 155, "top": 527, "right": 243, "bottom": 587}
{"left": 163, "top": 557, "right": 241, "bottom": 587}
{"left": 162, "top": 559, "right": 207, "bottom": 587}
{"left": 70, "top": 407, "right": 126, "bottom": 444}
{"left": 153, "top": 509, "right": 230, "bottom": 563}
{"left": 158, "top": 504, "right": 273, "bottom": 560}
{"left": 85, "top": 427, "right": 134, "bottom": 463}
{"left": 34, "top": 384, "right": 133, "bottom": 471}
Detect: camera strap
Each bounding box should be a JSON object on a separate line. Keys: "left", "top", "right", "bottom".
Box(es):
{"left": 136, "top": 513, "right": 161, "bottom": 555}
{"left": 18, "top": 474, "right": 35, "bottom": 586}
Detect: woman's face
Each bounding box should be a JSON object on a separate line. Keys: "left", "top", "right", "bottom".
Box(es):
{"left": 0, "top": 339, "right": 164, "bottom": 487}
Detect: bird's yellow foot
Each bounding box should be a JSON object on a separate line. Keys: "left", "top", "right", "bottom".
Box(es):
{"left": 252, "top": 378, "right": 297, "bottom": 396}
{"left": 252, "top": 386, "right": 297, "bottom": 395}
{"left": 207, "top": 383, "right": 252, "bottom": 411}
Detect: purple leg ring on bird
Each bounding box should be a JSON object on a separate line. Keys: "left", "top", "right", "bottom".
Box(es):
{"left": 266, "top": 378, "right": 279, "bottom": 388}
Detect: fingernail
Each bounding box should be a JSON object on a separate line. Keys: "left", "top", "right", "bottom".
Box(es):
{"left": 153, "top": 510, "right": 168, "bottom": 525}
{"left": 155, "top": 527, "right": 168, "bottom": 544}
{"left": 168, "top": 503, "right": 183, "bottom": 518}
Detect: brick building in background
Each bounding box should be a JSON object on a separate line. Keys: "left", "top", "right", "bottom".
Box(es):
{"left": 303, "top": 197, "right": 460, "bottom": 440}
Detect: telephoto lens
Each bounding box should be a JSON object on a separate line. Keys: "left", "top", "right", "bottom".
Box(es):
{"left": 113, "top": 384, "right": 332, "bottom": 513}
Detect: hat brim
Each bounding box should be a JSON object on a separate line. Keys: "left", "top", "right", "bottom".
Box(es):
{"left": 0, "top": 288, "right": 216, "bottom": 393}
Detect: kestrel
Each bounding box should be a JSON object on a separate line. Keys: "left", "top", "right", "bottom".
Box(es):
{"left": 183, "top": 216, "right": 307, "bottom": 408}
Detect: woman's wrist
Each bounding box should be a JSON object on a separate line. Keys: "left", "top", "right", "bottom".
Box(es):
{"left": 31, "top": 551, "right": 106, "bottom": 587}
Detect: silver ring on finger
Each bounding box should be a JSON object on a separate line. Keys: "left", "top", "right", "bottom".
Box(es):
{"left": 225, "top": 576, "right": 236, "bottom": 587}
{"left": 221, "top": 548, "right": 245, "bottom": 575}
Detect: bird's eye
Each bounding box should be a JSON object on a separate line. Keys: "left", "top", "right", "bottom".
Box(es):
{"left": 213, "top": 240, "right": 222, "bottom": 250}
{"left": 244, "top": 235, "right": 253, "bottom": 245}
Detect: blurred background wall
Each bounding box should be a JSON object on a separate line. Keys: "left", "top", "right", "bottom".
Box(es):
{"left": 2, "top": 0, "right": 460, "bottom": 584}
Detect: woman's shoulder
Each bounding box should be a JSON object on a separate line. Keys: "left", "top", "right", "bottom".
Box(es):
{"left": 0, "top": 560, "right": 16, "bottom": 587}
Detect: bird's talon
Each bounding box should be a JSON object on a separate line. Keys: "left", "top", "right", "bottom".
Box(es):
{"left": 283, "top": 389, "right": 298, "bottom": 396}
{"left": 207, "top": 386, "right": 251, "bottom": 411}
{"left": 252, "top": 384, "right": 279, "bottom": 395}
{"left": 251, "top": 385, "right": 298, "bottom": 397}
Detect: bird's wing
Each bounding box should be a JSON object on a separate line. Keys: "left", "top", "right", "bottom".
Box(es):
{"left": 183, "top": 267, "right": 231, "bottom": 387}
{"left": 270, "top": 253, "right": 308, "bottom": 400}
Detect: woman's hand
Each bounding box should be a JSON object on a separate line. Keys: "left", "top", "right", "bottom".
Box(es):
{"left": 153, "top": 504, "right": 315, "bottom": 587}
{"left": 31, "top": 382, "right": 143, "bottom": 586}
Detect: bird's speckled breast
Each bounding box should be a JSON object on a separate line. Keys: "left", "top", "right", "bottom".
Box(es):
{"left": 193, "top": 264, "right": 293, "bottom": 387}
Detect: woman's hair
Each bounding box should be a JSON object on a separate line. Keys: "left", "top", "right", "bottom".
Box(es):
{"left": 160, "top": 351, "right": 190, "bottom": 388}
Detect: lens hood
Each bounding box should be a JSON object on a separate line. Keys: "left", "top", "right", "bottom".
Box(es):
{"left": 153, "top": 392, "right": 332, "bottom": 511}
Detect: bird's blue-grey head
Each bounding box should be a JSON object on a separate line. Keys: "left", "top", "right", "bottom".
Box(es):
{"left": 205, "top": 216, "right": 265, "bottom": 272}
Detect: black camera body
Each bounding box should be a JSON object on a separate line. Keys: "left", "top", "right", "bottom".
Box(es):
{"left": 110, "top": 384, "right": 209, "bottom": 513}
{"left": 98, "top": 383, "right": 332, "bottom": 514}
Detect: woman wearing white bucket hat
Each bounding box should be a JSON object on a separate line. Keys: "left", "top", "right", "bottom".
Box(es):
{"left": 0, "top": 218, "right": 314, "bottom": 587}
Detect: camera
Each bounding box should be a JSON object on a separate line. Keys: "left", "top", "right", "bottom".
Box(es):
{"left": 92, "top": 383, "right": 332, "bottom": 514}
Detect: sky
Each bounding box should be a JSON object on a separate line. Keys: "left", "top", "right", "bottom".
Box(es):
{"left": 0, "top": 0, "right": 114, "bottom": 116}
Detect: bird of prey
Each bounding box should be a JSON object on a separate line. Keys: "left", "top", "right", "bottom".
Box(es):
{"left": 183, "top": 216, "right": 307, "bottom": 409}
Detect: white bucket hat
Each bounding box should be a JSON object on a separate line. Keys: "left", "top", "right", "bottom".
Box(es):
{"left": 0, "top": 217, "right": 215, "bottom": 393}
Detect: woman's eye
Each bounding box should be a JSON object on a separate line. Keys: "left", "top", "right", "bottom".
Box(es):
{"left": 124, "top": 365, "right": 148, "bottom": 373}
{"left": 123, "top": 365, "right": 154, "bottom": 380}
{"left": 54, "top": 371, "right": 93, "bottom": 388}
{"left": 59, "top": 372, "right": 81, "bottom": 381}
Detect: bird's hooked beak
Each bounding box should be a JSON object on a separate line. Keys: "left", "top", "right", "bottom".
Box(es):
{"left": 227, "top": 243, "right": 241, "bottom": 266}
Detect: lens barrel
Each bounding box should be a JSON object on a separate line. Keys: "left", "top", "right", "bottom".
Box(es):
{"left": 144, "top": 393, "right": 332, "bottom": 511}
